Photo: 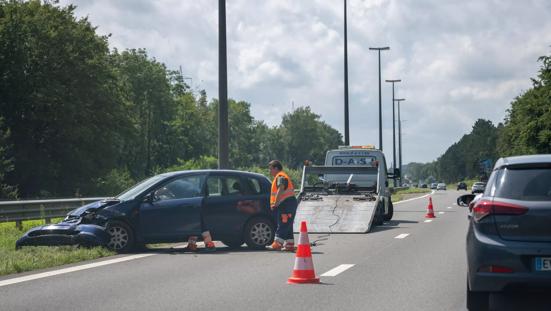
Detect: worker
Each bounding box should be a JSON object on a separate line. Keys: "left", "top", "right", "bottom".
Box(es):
{"left": 268, "top": 160, "right": 297, "bottom": 251}
{"left": 185, "top": 214, "right": 216, "bottom": 252}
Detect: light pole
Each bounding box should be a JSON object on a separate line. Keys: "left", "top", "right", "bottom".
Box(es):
{"left": 343, "top": 0, "right": 350, "bottom": 145}
{"left": 218, "top": 0, "right": 229, "bottom": 169}
{"left": 369, "top": 47, "right": 390, "bottom": 151}
{"left": 385, "top": 79, "right": 401, "bottom": 186}
{"left": 395, "top": 98, "right": 405, "bottom": 186}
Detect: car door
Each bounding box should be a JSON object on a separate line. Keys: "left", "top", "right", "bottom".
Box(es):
{"left": 139, "top": 174, "right": 205, "bottom": 242}
{"left": 203, "top": 173, "right": 262, "bottom": 238}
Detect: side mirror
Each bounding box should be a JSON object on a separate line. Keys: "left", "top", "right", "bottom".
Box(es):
{"left": 394, "top": 168, "right": 400, "bottom": 177}
{"left": 457, "top": 194, "right": 475, "bottom": 207}
{"left": 143, "top": 192, "right": 154, "bottom": 203}
{"left": 385, "top": 181, "right": 389, "bottom": 187}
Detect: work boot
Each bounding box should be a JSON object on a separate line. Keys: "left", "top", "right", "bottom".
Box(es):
{"left": 184, "top": 243, "right": 198, "bottom": 252}
{"left": 283, "top": 241, "right": 295, "bottom": 252}
{"left": 269, "top": 240, "right": 283, "bottom": 250}
{"left": 202, "top": 241, "right": 216, "bottom": 252}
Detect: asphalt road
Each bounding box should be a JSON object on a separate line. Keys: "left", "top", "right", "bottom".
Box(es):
{"left": 1, "top": 190, "right": 550, "bottom": 311}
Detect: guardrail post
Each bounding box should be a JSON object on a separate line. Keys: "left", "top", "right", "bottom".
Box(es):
{"left": 15, "top": 220, "right": 22, "bottom": 230}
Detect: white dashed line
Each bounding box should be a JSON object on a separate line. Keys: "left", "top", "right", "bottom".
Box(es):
{"left": 321, "top": 264, "right": 355, "bottom": 277}
{"left": 0, "top": 254, "right": 155, "bottom": 288}
{"left": 394, "top": 233, "right": 410, "bottom": 239}
{"left": 424, "top": 219, "right": 433, "bottom": 223}
{"left": 438, "top": 212, "right": 445, "bottom": 215}
{"left": 447, "top": 206, "right": 452, "bottom": 209}
{"left": 395, "top": 190, "right": 436, "bottom": 205}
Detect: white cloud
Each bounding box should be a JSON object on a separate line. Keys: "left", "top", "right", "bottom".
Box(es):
{"left": 60, "top": 0, "right": 551, "bottom": 163}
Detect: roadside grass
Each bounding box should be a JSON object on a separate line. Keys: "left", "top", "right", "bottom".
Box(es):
{"left": 391, "top": 187, "right": 431, "bottom": 203}
{"left": 0, "top": 219, "right": 114, "bottom": 276}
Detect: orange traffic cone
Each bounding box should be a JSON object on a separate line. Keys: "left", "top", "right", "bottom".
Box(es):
{"left": 288, "top": 221, "right": 320, "bottom": 284}
{"left": 425, "top": 196, "right": 436, "bottom": 218}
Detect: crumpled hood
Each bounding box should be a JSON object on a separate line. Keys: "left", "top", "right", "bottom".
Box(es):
{"left": 68, "top": 199, "right": 121, "bottom": 217}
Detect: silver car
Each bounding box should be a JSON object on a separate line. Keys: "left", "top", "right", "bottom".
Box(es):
{"left": 471, "top": 182, "right": 486, "bottom": 194}
{"left": 436, "top": 183, "right": 446, "bottom": 190}
{"left": 458, "top": 155, "right": 551, "bottom": 310}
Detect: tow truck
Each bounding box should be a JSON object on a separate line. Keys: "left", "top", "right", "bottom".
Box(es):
{"left": 293, "top": 145, "right": 395, "bottom": 233}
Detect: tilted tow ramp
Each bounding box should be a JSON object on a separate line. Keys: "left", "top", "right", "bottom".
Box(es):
{"left": 293, "top": 166, "right": 385, "bottom": 233}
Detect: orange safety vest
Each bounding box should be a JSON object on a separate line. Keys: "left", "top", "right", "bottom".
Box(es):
{"left": 270, "top": 171, "right": 295, "bottom": 207}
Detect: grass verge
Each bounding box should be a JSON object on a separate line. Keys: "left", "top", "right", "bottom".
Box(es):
{"left": 0, "top": 219, "right": 115, "bottom": 277}
{"left": 391, "top": 187, "right": 431, "bottom": 203}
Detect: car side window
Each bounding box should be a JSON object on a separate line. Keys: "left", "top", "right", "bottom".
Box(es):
{"left": 244, "top": 177, "right": 262, "bottom": 195}
{"left": 207, "top": 176, "right": 223, "bottom": 197}
{"left": 154, "top": 175, "right": 204, "bottom": 202}
{"left": 225, "top": 177, "right": 243, "bottom": 196}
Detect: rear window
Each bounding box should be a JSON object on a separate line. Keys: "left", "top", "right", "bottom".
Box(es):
{"left": 494, "top": 167, "right": 551, "bottom": 201}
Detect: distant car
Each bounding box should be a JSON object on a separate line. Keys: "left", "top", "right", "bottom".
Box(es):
{"left": 436, "top": 183, "right": 446, "bottom": 190}
{"left": 471, "top": 182, "right": 486, "bottom": 194}
{"left": 457, "top": 155, "right": 551, "bottom": 310}
{"left": 457, "top": 182, "right": 467, "bottom": 191}
{"left": 17, "top": 170, "right": 276, "bottom": 252}
{"left": 420, "top": 183, "right": 428, "bottom": 188}
{"left": 430, "top": 183, "right": 438, "bottom": 189}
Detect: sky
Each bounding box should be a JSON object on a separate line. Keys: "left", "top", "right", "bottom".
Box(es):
{"left": 59, "top": 0, "right": 551, "bottom": 165}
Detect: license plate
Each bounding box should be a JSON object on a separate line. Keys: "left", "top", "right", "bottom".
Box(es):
{"left": 535, "top": 257, "right": 551, "bottom": 271}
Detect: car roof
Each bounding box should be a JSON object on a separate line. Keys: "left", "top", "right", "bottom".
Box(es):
{"left": 157, "top": 169, "right": 268, "bottom": 180}
{"left": 494, "top": 154, "right": 551, "bottom": 169}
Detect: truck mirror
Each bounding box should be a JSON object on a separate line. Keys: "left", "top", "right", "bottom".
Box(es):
{"left": 394, "top": 168, "right": 400, "bottom": 176}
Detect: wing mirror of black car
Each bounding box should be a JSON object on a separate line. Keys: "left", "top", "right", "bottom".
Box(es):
{"left": 457, "top": 194, "right": 475, "bottom": 207}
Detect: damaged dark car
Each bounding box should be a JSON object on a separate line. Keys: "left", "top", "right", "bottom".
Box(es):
{"left": 17, "top": 170, "right": 276, "bottom": 252}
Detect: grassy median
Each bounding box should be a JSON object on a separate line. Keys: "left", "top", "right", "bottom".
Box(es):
{"left": 0, "top": 219, "right": 114, "bottom": 276}
{"left": 391, "top": 187, "right": 432, "bottom": 203}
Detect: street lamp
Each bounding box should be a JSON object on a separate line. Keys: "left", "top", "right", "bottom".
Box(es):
{"left": 218, "top": 0, "right": 229, "bottom": 169}
{"left": 385, "top": 79, "right": 401, "bottom": 186}
{"left": 394, "top": 98, "right": 405, "bottom": 186}
{"left": 369, "top": 47, "right": 390, "bottom": 151}
{"left": 343, "top": 0, "right": 350, "bottom": 145}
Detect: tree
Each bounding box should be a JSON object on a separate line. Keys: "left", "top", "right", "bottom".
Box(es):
{"left": 0, "top": 117, "right": 17, "bottom": 199}
{"left": 0, "top": 1, "right": 128, "bottom": 197}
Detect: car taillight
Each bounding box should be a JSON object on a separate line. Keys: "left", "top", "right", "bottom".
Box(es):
{"left": 472, "top": 199, "right": 528, "bottom": 222}
{"left": 478, "top": 265, "right": 514, "bottom": 273}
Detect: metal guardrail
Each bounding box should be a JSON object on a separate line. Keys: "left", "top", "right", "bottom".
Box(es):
{"left": 0, "top": 198, "right": 106, "bottom": 229}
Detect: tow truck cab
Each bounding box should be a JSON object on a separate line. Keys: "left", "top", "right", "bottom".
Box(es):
{"left": 324, "top": 145, "right": 393, "bottom": 220}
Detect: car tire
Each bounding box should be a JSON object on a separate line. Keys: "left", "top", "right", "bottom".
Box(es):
{"left": 221, "top": 239, "right": 244, "bottom": 249}
{"left": 106, "top": 220, "right": 135, "bottom": 253}
{"left": 383, "top": 199, "right": 394, "bottom": 221}
{"left": 243, "top": 217, "right": 274, "bottom": 250}
{"left": 466, "top": 280, "right": 489, "bottom": 311}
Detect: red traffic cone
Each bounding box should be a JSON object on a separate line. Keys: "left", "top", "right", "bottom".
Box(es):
{"left": 288, "top": 221, "right": 320, "bottom": 284}
{"left": 425, "top": 196, "right": 436, "bottom": 218}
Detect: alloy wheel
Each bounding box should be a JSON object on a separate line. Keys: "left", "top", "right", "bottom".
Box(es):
{"left": 107, "top": 226, "right": 129, "bottom": 250}
{"left": 250, "top": 222, "right": 272, "bottom": 246}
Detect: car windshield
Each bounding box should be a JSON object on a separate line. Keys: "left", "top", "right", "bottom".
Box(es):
{"left": 116, "top": 175, "right": 164, "bottom": 201}
{"left": 495, "top": 166, "right": 551, "bottom": 201}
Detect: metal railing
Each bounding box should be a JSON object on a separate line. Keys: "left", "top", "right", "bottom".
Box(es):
{"left": 0, "top": 198, "right": 106, "bottom": 229}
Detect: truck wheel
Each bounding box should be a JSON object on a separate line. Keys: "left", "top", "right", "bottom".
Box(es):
{"left": 373, "top": 202, "right": 384, "bottom": 226}
{"left": 244, "top": 217, "right": 274, "bottom": 250}
{"left": 106, "top": 220, "right": 135, "bottom": 253}
{"left": 383, "top": 199, "right": 394, "bottom": 221}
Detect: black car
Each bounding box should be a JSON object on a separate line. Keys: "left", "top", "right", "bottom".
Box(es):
{"left": 457, "top": 182, "right": 467, "bottom": 191}
{"left": 457, "top": 155, "right": 551, "bottom": 310}
{"left": 17, "top": 170, "right": 276, "bottom": 252}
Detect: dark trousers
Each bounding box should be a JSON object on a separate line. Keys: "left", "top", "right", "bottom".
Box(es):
{"left": 275, "top": 197, "right": 298, "bottom": 242}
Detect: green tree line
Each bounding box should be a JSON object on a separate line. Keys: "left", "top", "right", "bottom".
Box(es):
{"left": 405, "top": 53, "right": 551, "bottom": 183}
{"left": 0, "top": 1, "right": 342, "bottom": 199}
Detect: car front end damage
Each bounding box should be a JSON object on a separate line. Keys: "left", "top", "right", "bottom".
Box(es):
{"left": 15, "top": 199, "right": 123, "bottom": 249}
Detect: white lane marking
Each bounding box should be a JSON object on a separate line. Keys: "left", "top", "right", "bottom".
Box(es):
{"left": 394, "top": 190, "right": 436, "bottom": 205}
{"left": 321, "top": 264, "right": 355, "bottom": 277}
{"left": 394, "top": 233, "right": 410, "bottom": 239}
{"left": 438, "top": 212, "right": 445, "bottom": 215}
{"left": 0, "top": 254, "right": 155, "bottom": 288}
{"left": 424, "top": 219, "right": 433, "bottom": 223}
{"left": 447, "top": 206, "right": 452, "bottom": 209}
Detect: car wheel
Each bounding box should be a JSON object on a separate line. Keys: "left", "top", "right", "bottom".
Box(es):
{"left": 106, "top": 221, "right": 135, "bottom": 253}
{"left": 221, "top": 239, "right": 244, "bottom": 249}
{"left": 466, "top": 280, "right": 489, "bottom": 311}
{"left": 244, "top": 217, "right": 274, "bottom": 250}
{"left": 383, "top": 199, "right": 394, "bottom": 221}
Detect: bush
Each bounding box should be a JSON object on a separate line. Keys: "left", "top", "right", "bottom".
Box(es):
{"left": 94, "top": 168, "right": 136, "bottom": 197}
